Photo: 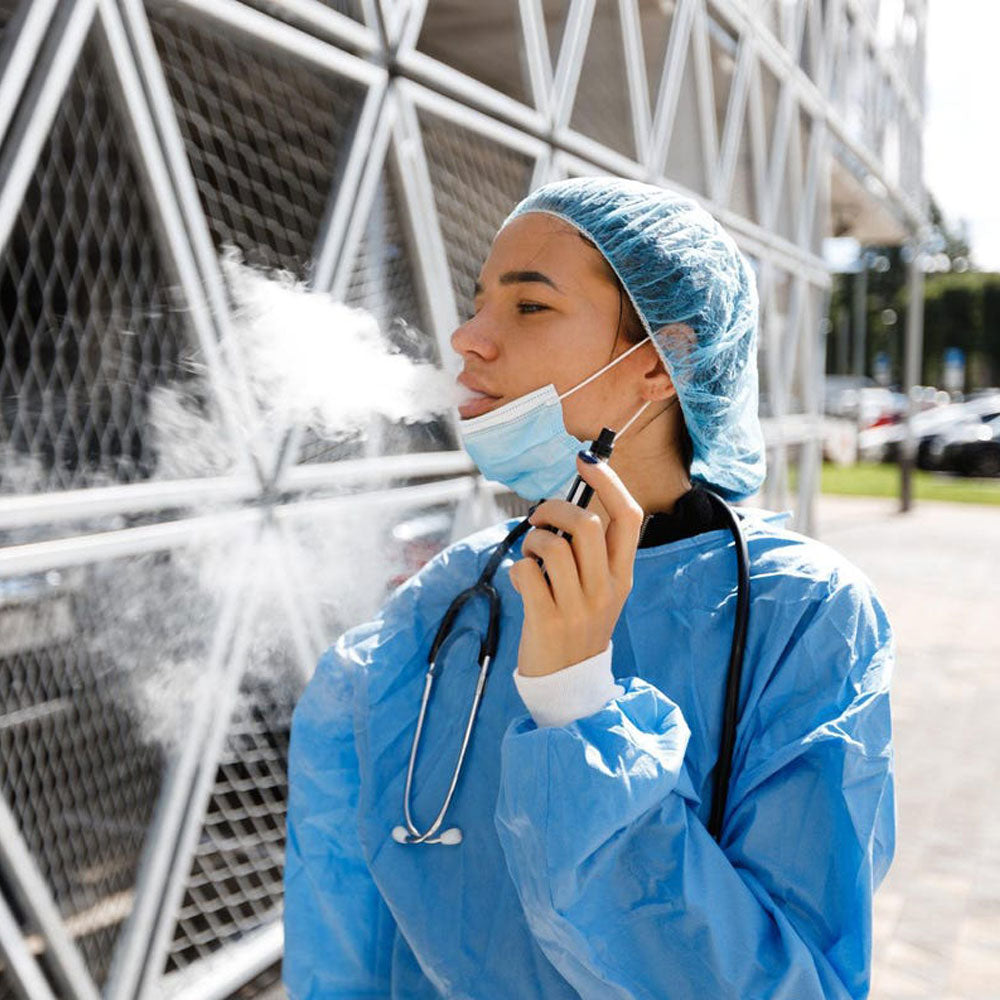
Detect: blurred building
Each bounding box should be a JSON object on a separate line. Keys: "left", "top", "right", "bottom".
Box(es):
{"left": 0, "top": 1, "right": 927, "bottom": 998}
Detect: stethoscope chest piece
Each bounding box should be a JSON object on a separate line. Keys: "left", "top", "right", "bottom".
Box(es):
{"left": 392, "top": 825, "right": 463, "bottom": 846}
{"left": 392, "top": 518, "right": 533, "bottom": 849}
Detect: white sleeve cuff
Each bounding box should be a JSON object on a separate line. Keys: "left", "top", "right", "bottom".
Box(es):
{"left": 513, "top": 642, "right": 624, "bottom": 728}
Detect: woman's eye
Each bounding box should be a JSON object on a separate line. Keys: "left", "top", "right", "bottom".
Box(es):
{"left": 517, "top": 302, "right": 548, "bottom": 314}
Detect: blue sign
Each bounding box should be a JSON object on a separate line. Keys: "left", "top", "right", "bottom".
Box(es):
{"left": 943, "top": 347, "right": 965, "bottom": 393}
{"left": 873, "top": 351, "right": 891, "bottom": 386}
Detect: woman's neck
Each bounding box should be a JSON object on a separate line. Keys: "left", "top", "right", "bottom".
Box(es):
{"left": 593, "top": 400, "right": 693, "bottom": 522}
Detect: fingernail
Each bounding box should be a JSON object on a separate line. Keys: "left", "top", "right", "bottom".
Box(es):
{"left": 578, "top": 450, "right": 599, "bottom": 464}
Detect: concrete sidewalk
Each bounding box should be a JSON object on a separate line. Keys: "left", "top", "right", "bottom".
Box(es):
{"left": 813, "top": 495, "right": 1000, "bottom": 1000}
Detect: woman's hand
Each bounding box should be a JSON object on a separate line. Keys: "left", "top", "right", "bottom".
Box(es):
{"left": 509, "top": 453, "right": 644, "bottom": 677}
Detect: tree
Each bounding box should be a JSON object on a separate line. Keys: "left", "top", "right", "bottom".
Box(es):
{"left": 825, "top": 194, "right": 989, "bottom": 388}
{"left": 917, "top": 272, "right": 1000, "bottom": 389}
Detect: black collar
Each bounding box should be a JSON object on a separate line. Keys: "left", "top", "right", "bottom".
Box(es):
{"left": 637, "top": 486, "right": 728, "bottom": 548}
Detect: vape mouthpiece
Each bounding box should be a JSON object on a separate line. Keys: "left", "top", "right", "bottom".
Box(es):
{"left": 590, "top": 427, "right": 616, "bottom": 462}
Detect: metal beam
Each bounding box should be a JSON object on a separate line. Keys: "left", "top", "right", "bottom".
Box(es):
{"left": 520, "top": 0, "right": 553, "bottom": 121}
{"left": 690, "top": 0, "right": 720, "bottom": 196}
{"left": 0, "top": 0, "right": 61, "bottom": 149}
{"left": 0, "top": 469, "right": 484, "bottom": 578}
{"left": 0, "top": 0, "right": 97, "bottom": 257}
{"left": 391, "top": 47, "right": 547, "bottom": 135}
{"left": 237, "top": 0, "right": 380, "bottom": 55}
{"left": 712, "top": 25, "right": 754, "bottom": 209}
{"left": 0, "top": 507, "right": 259, "bottom": 578}
{"left": 107, "top": 0, "right": 261, "bottom": 469}
{"left": 0, "top": 889, "right": 58, "bottom": 1000}
{"left": 0, "top": 475, "right": 255, "bottom": 531}
{"left": 327, "top": 89, "right": 396, "bottom": 304}
{"left": 160, "top": 921, "right": 282, "bottom": 1000}
{"left": 0, "top": 797, "right": 101, "bottom": 1000}
{"left": 619, "top": 0, "right": 651, "bottom": 167}
{"left": 648, "top": 0, "right": 697, "bottom": 175}
{"left": 101, "top": 536, "right": 254, "bottom": 1000}
{"left": 388, "top": 82, "right": 463, "bottom": 368}
{"left": 311, "top": 73, "right": 390, "bottom": 292}
{"left": 0, "top": 450, "right": 476, "bottom": 535}
{"left": 170, "top": 0, "right": 384, "bottom": 85}
{"left": 551, "top": 0, "right": 595, "bottom": 129}
{"left": 131, "top": 559, "right": 266, "bottom": 1000}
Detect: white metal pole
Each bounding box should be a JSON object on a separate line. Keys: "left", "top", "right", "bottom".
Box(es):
{"left": 0, "top": 0, "right": 61, "bottom": 148}
{"left": 0, "top": 797, "right": 101, "bottom": 1000}
{"left": 0, "top": 0, "right": 97, "bottom": 256}
{"left": 0, "top": 889, "right": 59, "bottom": 1000}
{"left": 900, "top": 244, "right": 925, "bottom": 512}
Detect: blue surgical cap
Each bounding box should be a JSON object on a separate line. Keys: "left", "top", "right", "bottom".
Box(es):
{"left": 501, "top": 177, "right": 765, "bottom": 502}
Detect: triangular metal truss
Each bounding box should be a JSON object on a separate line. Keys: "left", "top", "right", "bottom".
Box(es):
{"left": 0, "top": 0, "right": 925, "bottom": 997}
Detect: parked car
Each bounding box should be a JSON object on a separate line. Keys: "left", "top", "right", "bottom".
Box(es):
{"left": 918, "top": 393, "right": 1000, "bottom": 470}
{"left": 940, "top": 415, "right": 1000, "bottom": 477}
{"left": 824, "top": 375, "right": 876, "bottom": 419}
{"left": 824, "top": 377, "right": 906, "bottom": 430}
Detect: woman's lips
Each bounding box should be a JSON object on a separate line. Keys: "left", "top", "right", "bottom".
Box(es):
{"left": 457, "top": 393, "right": 502, "bottom": 419}
{"left": 456, "top": 373, "right": 502, "bottom": 418}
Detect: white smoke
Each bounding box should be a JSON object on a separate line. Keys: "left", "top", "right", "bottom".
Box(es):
{"left": 69, "top": 252, "right": 490, "bottom": 749}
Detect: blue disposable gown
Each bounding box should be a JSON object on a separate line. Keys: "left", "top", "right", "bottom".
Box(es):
{"left": 282, "top": 507, "right": 895, "bottom": 999}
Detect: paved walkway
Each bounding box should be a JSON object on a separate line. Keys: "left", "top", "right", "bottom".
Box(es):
{"left": 813, "top": 495, "right": 1000, "bottom": 1000}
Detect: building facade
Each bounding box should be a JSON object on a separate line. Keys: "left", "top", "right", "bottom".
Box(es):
{"left": 0, "top": 1, "right": 926, "bottom": 997}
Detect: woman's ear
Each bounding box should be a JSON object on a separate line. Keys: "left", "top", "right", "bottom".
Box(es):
{"left": 639, "top": 349, "right": 676, "bottom": 402}
{"left": 641, "top": 323, "right": 693, "bottom": 402}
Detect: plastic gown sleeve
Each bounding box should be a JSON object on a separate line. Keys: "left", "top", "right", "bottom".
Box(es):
{"left": 283, "top": 625, "right": 399, "bottom": 998}
{"left": 494, "top": 577, "right": 895, "bottom": 1000}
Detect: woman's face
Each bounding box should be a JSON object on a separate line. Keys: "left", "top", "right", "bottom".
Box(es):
{"left": 451, "top": 212, "right": 656, "bottom": 440}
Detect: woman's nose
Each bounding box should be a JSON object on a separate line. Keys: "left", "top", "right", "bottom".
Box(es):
{"left": 450, "top": 312, "right": 499, "bottom": 360}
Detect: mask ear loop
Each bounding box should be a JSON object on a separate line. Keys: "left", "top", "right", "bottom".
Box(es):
{"left": 557, "top": 336, "right": 652, "bottom": 401}
{"left": 618, "top": 393, "right": 680, "bottom": 441}
{"left": 616, "top": 399, "right": 652, "bottom": 439}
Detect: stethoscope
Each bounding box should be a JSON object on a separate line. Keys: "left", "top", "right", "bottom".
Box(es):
{"left": 391, "top": 486, "right": 750, "bottom": 847}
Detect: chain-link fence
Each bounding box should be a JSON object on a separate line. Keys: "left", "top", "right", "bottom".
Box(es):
{"left": 147, "top": 3, "right": 365, "bottom": 278}
{"left": 0, "top": 30, "right": 191, "bottom": 495}
{"left": 417, "top": 109, "right": 535, "bottom": 319}
{"left": 164, "top": 675, "right": 295, "bottom": 976}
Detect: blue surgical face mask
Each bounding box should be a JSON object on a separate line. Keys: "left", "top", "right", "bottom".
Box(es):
{"left": 457, "top": 338, "right": 652, "bottom": 501}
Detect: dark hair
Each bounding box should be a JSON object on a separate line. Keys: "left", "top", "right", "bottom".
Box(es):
{"left": 579, "top": 233, "right": 694, "bottom": 473}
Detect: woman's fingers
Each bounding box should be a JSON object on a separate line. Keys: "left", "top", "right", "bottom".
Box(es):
{"left": 527, "top": 501, "right": 610, "bottom": 597}
{"left": 509, "top": 556, "right": 555, "bottom": 615}
{"left": 521, "top": 528, "right": 588, "bottom": 616}
{"left": 511, "top": 458, "right": 641, "bottom": 676}
{"left": 570, "top": 454, "right": 643, "bottom": 585}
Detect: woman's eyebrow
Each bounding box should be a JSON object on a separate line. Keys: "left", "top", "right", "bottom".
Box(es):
{"left": 473, "top": 270, "right": 563, "bottom": 296}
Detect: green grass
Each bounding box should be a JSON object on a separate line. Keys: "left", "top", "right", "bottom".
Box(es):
{"left": 818, "top": 461, "right": 1000, "bottom": 506}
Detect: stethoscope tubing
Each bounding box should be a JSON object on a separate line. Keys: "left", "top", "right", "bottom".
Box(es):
{"left": 396, "top": 491, "right": 749, "bottom": 847}
{"left": 699, "top": 489, "right": 751, "bottom": 842}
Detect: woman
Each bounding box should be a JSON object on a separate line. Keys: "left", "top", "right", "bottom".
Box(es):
{"left": 282, "top": 177, "right": 895, "bottom": 999}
